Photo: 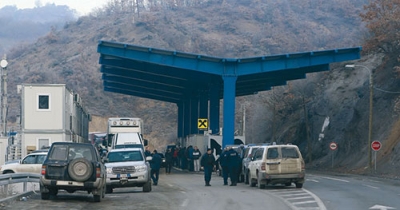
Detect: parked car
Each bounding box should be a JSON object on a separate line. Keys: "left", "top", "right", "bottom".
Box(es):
{"left": 39, "top": 142, "right": 106, "bottom": 202}
{"left": 158, "top": 153, "right": 166, "bottom": 168}
{"left": 105, "top": 148, "right": 152, "bottom": 193}
{"left": 248, "top": 144, "right": 305, "bottom": 189}
{"left": 241, "top": 145, "right": 261, "bottom": 184}
{"left": 0, "top": 151, "right": 48, "bottom": 174}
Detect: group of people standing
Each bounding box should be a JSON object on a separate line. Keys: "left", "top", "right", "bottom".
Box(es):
{"left": 169, "top": 145, "right": 202, "bottom": 172}
{"left": 145, "top": 145, "right": 241, "bottom": 188}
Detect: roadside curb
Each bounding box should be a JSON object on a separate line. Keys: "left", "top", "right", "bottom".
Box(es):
{"left": 0, "top": 191, "right": 34, "bottom": 208}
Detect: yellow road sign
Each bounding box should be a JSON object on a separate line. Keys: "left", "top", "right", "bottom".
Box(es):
{"left": 198, "top": 118, "right": 208, "bottom": 129}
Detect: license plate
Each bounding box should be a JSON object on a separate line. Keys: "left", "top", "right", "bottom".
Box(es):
{"left": 269, "top": 165, "right": 278, "bottom": 170}
{"left": 57, "top": 181, "right": 84, "bottom": 186}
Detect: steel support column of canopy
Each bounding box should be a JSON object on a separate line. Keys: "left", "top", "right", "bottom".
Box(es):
{"left": 209, "top": 84, "right": 220, "bottom": 135}
{"left": 183, "top": 99, "right": 190, "bottom": 138}
{"left": 190, "top": 97, "right": 199, "bottom": 134}
{"left": 199, "top": 91, "right": 208, "bottom": 135}
{"left": 177, "top": 102, "right": 184, "bottom": 139}
{"left": 222, "top": 75, "right": 237, "bottom": 149}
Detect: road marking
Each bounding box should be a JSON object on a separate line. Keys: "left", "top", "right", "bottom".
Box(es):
{"left": 321, "top": 176, "right": 350, "bottom": 182}
{"left": 181, "top": 199, "right": 189, "bottom": 207}
{"left": 363, "top": 184, "right": 379, "bottom": 190}
{"left": 280, "top": 193, "right": 309, "bottom": 197}
{"left": 286, "top": 196, "right": 313, "bottom": 200}
{"left": 306, "top": 179, "right": 319, "bottom": 183}
{"left": 369, "top": 204, "right": 396, "bottom": 209}
{"left": 180, "top": 191, "right": 186, "bottom": 194}
{"left": 292, "top": 200, "right": 317, "bottom": 205}
{"left": 302, "top": 188, "right": 328, "bottom": 210}
{"left": 167, "top": 184, "right": 173, "bottom": 187}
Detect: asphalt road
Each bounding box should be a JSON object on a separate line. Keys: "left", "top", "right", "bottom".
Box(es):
{"left": 2, "top": 169, "right": 399, "bottom": 210}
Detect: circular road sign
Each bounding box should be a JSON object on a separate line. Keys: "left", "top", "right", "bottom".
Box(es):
{"left": 329, "top": 142, "right": 338, "bottom": 151}
{"left": 371, "top": 141, "right": 381, "bottom": 151}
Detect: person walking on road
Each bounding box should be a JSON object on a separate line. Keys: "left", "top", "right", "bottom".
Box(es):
{"left": 220, "top": 147, "right": 230, "bottom": 185}
{"left": 227, "top": 147, "right": 240, "bottom": 186}
{"left": 200, "top": 148, "right": 216, "bottom": 186}
{"left": 165, "top": 148, "right": 174, "bottom": 174}
{"left": 150, "top": 150, "right": 162, "bottom": 185}
{"left": 192, "top": 146, "right": 202, "bottom": 172}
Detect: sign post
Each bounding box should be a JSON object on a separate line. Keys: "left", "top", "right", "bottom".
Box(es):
{"left": 329, "top": 142, "right": 338, "bottom": 168}
{"left": 371, "top": 141, "right": 381, "bottom": 171}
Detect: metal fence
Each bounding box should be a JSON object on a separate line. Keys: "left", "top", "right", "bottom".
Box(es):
{"left": 0, "top": 173, "right": 41, "bottom": 197}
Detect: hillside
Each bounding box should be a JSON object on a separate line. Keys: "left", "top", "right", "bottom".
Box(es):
{"left": 3, "top": 0, "right": 399, "bottom": 177}
{"left": 0, "top": 4, "right": 77, "bottom": 55}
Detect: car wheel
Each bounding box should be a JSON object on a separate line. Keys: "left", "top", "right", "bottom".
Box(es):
{"left": 257, "top": 174, "right": 265, "bottom": 189}
{"left": 93, "top": 194, "right": 101, "bottom": 202}
{"left": 49, "top": 189, "right": 58, "bottom": 196}
{"left": 106, "top": 186, "right": 113, "bottom": 194}
{"left": 3, "top": 171, "right": 14, "bottom": 174}
{"left": 295, "top": 183, "right": 303, "bottom": 188}
{"left": 143, "top": 180, "right": 152, "bottom": 192}
{"left": 249, "top": 173, "right": 256, "bottom": 187}
{"left": 41, "top": 192, "right": 50, "bottom": 200}
{"left": 245, "top": 171, "right": 249, "bottom": 184}
{"left": 68, "top": 158, "right": 93, "bottom": 182}
{"left": 102, "top": 184, "right": 106, "bottom": 198}
{"left": 285, "top": 182, "right": 292, "bottom": 187}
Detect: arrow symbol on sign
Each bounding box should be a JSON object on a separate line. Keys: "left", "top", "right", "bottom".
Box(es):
{"left": 369, "top": 204, "right": 396, "bottom": 210}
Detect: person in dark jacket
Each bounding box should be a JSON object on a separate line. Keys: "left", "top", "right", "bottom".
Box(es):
{"left": 200, "top": 148, "right": 216, "bottom": 186}
{"left": 187, "top": 145, "right": 194, "bottom": 171}
{"left": 179, "top": 147, "right": 187, "bottom": 170}
{"left": 150, "top": 150, "right": 162, "bottom": 185}
{"left": 220, "top": 147, "right": 230, "bottom": 185}
{"left": 144, "top": 146, "right": 152, "bottom": 157}
{"left": 165, "top": 148, "right": 174, "bottom": 174}
{"left": 226, "top": 147, "right": 241, "bottom": 186}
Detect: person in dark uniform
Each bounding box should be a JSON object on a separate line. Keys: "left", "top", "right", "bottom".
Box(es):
{"left": 200, "top": 148, "right": 216, "bottom": 186}
{"left": 227, "top": 147, "right": 240, "bottom": 186}
{"left": 165, "top": 148, "right": 174, "bottom": 174}
{"left": 150, "top": 150, "right": 162, "bottom": 185}
{"left": 220, "top": 147, "right": 230, "bottom": 185}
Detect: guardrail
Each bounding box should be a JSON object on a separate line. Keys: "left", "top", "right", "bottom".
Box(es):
{"left": 0, "top": 173, "right": 41, "bottom": 196}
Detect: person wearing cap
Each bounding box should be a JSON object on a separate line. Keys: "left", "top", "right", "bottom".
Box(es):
{"left": 200, "top": 148, "right": 216, "bottom": 186}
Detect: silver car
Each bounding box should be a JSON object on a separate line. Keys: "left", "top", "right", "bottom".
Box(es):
{"left": 105, "top": 148, "right": 152, "bottom": 193}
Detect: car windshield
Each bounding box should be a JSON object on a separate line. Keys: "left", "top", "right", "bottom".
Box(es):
{"left": 281, "top": 147, "right": 299, "bottom": 158}
{"left": 49, "top": 144, "right": 94, "bottom": 161}
{"left": 107, "top": 151, "right": 144, "bottom": 163}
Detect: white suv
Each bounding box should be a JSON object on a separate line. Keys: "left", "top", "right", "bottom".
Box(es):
{"left": 248, "top": 144, "right": 305, "bottom": 189}
{"left": 1, "top": 151, "right": 48, "bottom": 174}
{"left": 105, "top": 148, "right": 152, "bottom": 193}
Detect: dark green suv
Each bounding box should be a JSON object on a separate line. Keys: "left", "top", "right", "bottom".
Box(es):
{"left": 39, "top": 142, "right": 106, "bottom": 202}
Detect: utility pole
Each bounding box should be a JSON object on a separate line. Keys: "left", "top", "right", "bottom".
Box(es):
{"left": 302, "top": 96, "right": 312, "bottom": 164}
{"left": 0, "top": 55, "right": 8, "bottom": 137}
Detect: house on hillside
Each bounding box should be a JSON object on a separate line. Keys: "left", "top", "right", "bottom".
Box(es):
{"left": 14, "top": 84, "right": 91, "bottom": 158}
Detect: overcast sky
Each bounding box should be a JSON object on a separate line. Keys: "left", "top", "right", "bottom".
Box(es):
{"left": 0, "top": 0, "right": 110, "bottom": 15}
